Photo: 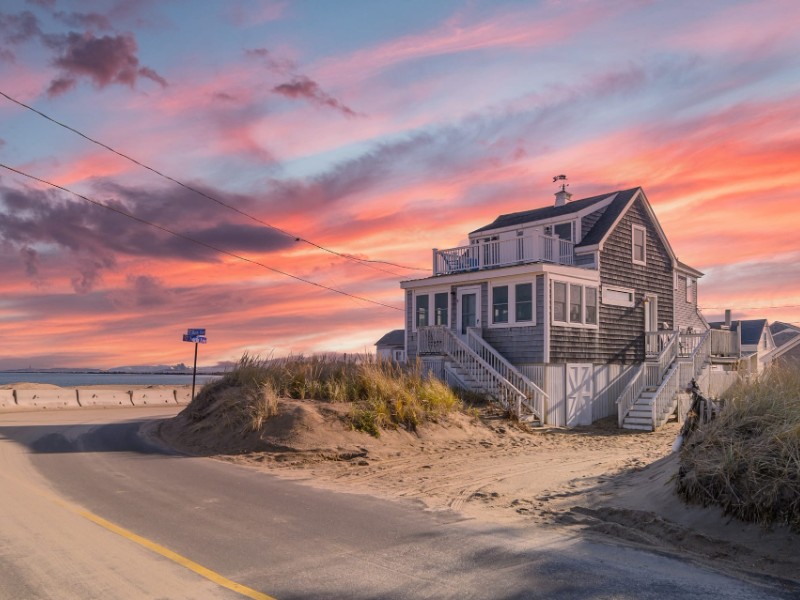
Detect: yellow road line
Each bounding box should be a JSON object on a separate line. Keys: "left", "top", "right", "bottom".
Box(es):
{"left": 44, "top": 491, "right": 277, "bottom": 600}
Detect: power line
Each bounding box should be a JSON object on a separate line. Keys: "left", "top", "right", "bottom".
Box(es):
{"left": 0, "top": 90, "right": 428, "bottom": 275}
{"left": 0, "top": 162, "right": 403, "bottom": 312}
{"left": 701, "top": 304, "right": 800, "bottom": 310}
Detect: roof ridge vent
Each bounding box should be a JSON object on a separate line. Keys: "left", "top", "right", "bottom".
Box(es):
{"left": 553, "top": 174, "right": 572, "bottom": 207}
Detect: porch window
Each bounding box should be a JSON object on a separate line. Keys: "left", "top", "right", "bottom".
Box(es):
{"left": 515, "top": 283, "right": 533, "bottom": 322}
{"left": 416, "top": 295, "right": 429, "bottom": 328}
{"left": 553, "top": 282, "right": 567, "bottom": 322}
{"left": 632, "top": 225, "right": 646, "bottom": 265}
{"left": 586, "top": 287, "right": 598, "bottom": 325}
{"left": 492, "top": 286, "right": 509, "bottom": 324}
{"left": 569, "top": 284, "right": 583, "bottom": 323}
{"left": 552, "top": 280, "right": 599, "bottom": 328}
{"left": 434, "top": 292, "right": 449, "bottom": 326}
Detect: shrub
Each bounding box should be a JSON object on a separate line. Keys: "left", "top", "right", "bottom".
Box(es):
{"left": 677, "top": 366, "right": 800, "bottom": 531}
{"left": 187, "top": 353, "right": 464, "bottom": 436}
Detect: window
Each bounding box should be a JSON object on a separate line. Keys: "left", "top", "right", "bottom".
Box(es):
{"left": 586, "top": 287, "right": 598, "bottom": 325}
{"left": 415, "top": 294, "right": 429, "bottom": 328}
{"left": 434, "top": 292, "right": 449, "bottom": 326}
{"left": 632, "top": 225, "right": 646, "bottom": 265}
{"left": 602, "top": 285, "right": 635, "bottom": 307}
{"left": 553, "top": 222, "right": 573, "bottom": 241}
{"left": 552, "top": 280, "right": 599, "bottom": 327}
{"left": 686, "top": 277, "right": 693, "bottom": 303}
{"left": 492, "top": 286, "right": 509, "bottom": 324}
{"left": 515, "top": 283, "right": 533, "bottom": 322}
{"left": 553, "top": 282, "right": 567, "bottom": 322}
{"left": 569, "top": 284, "right": 583, "bottom": 323}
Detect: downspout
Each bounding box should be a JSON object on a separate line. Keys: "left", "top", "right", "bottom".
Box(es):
{"left": 543, "top": 273, "right": 550, "bottom": 364}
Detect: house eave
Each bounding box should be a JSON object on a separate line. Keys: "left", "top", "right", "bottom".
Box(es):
{"left": 400, "top": 262, "right": 599, "bottom": 289}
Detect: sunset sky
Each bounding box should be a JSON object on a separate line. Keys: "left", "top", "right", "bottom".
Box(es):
{"left": 1, "top": 0, "right": 799, "bottom": 369}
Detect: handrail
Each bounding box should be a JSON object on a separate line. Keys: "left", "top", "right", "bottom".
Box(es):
{"left": 466, "top": 329, "right": 548, "bottom": 419}
{"left": 616, "top": 363, "right": 644, "bottom": 427}
{"left": 651, "top": 362, "right": 680, "bottom": 429}
{"left": 433, "top": 234, "right": 575, "bottom": 275}
{"left": 418, "top": 326, "right": 543, "bottom": 421}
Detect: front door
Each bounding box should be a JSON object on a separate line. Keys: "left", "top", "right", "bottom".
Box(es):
{"left": 644, "top": 294, "right": 658, "bottom": 333}
{"left": 457, "top": 286, "right": 481, "bottom": 341}
{"left": 566, "top": 363, "right": 593, "bottom": 427}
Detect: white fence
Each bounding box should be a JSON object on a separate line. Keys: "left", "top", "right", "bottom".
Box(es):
{"left": 433, "top": 234, "right": 574, "bottom": 275}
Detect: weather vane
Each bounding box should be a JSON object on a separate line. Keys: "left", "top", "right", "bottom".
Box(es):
{"left": 553, "top": 174, "right": 568, "bottom": 191}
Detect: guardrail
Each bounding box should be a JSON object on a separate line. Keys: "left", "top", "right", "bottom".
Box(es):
{"left": 433, "top": 234, "right": 574, "bottom": 275}
{"left": 616, "top": 363, "right": 644, "bottom": 427}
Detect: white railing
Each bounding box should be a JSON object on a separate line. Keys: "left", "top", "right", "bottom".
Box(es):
{"left": 645, "top": 331, "right": 676, "bottom": 358}
{"left": 417, "top": 326, "right": 546, "bottom": 421}
{"left": 433, "top": 234, "right": 574, "bottom": 275}
{"left": 678, "top": 332, "right": 704, "bottom": 358}
{"left": 466, "top": 329, "right": 547, "bottom": 420}
{"left": 678, "top": 330, "right": 711, "bottom": 390}
{"left": 651, "top": 363, "right": 680, "bottom": 429}
{"left": 645, "top": 331, "right": 678, "bottom": 387}
{"left": 710, "top": 329, "right": 739, "bottom": 357}
{"left": 616, "top": 363, "right": 644, "bottom": 427}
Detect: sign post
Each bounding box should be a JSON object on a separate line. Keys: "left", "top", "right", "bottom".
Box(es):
{"left": 182, "top": 328, "right": 207, "bottom": 401}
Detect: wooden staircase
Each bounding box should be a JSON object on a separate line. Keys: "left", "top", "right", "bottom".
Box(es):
{"left": 618, "top": 330, "right": 712, "bottom": 431}
{"left": 418, "top": 326, "right": 548, "bottom": 423}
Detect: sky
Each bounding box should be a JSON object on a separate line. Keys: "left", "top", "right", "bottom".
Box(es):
{"left": 1, "top": 0, "right": 799, "bottom": 369}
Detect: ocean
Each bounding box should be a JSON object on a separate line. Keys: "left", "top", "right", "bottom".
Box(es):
{"left": 0, "top": 372, "right": 222, "bottom": 387}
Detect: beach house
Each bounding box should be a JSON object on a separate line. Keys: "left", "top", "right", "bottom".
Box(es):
{"left": 400, "top": 184, "right": 721, "bottom": 430}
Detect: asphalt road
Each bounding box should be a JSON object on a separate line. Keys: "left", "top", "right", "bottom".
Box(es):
{"left": 0, "top": 407, "right": 793, "bottom": 599}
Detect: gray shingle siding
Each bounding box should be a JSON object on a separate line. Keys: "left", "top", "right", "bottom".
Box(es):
{"left": 405, "top": 289, "right": 417, "bottom": 359}
{"left": 674, "top": 275, "right": 706, "bottom": 332}
{"left": 480, "top": 275, "right": 545, "bottom": 364}
{"left": 597, "top": 195, "right": 674, "bottom": 362}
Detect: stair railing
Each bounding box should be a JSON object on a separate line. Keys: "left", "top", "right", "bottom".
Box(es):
{"left": 419, "top": 326, "right": 543, "bottom": 422}
{"left": 616, "top": 363, "right": 644, "bottom": 427}
{"left": 466, "top": 329, "right": 548, "bottom": 420}
{"left": 651, "top": 363, "right": 680, "bottom": 429}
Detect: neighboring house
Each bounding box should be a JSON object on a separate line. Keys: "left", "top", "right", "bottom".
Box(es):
{"left": 375, "top": 329, "right": 406, "bottom": 363}
{"left": 763, "top": 322, "right": 800, "bottom": 368}
{"left": 708, "top": 318, "right": 775, "bottom": 374}
{"left": 401, "top": 186, "right": 715, "bottom": 430}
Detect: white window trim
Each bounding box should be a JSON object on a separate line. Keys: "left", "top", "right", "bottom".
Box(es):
{"left": 686, "top": 277, "right": 693, "bottom": 304}
{"left": 632, "top": 224, "right": 647, "bottom": 266}
{"left": 601, "top": 285, "right": 636, "bottom": 308}
{"left": 488, "top": 279, "right": 536, "bottom": 328}
{"left": 551, "top": 279, "right": 599, "bottom": 329}
{"left": 412, "top": 288, "right": 450, "bottom": 331}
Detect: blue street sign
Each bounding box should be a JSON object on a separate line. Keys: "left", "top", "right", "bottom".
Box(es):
{"left": 187, "top": 328, "right": 206, "bottom": 336}
{"left": 183, "top": 334, "right": 207, "bottom": 343}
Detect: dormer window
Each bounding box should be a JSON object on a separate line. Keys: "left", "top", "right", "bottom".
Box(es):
{"left": 632, "top": 224, "right": 646, "bottom": 265}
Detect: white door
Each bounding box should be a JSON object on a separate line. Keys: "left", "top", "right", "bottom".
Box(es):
{"left": 566, "top": 363, "right": 593, "bottom": 427}
{"left": 644, "top": 294, "right": 658, "bottom": 333}
{"left": 457, "top": 286, "right": 481, "bottom": 341}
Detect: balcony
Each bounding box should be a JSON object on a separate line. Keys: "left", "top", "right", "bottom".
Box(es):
{"left": 433, "top": 234, "right": 575, "bottom": 276}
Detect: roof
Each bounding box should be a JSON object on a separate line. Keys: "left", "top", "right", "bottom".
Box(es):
{"left": 374, "top": 329, "right": 405, "bottom": 347}
{"left": 676, "top": 260, "right": 704, "bottom": 278}
{"left": 709, "top": 319, "right": 768, "bottom": 346}
{"left": 575, "top": 188, "right": 640, "bottom": 248}
{"left": 770, "top": 322, "right": 800, "bottom": 348}
{"left": 470, "top": 189, "right": 633, "bottom": 234}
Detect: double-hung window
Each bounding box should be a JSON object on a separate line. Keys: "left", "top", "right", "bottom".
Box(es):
{"left": 492, "top": 286, "right": 509, "bottom": 324}
{"left": 490, "top": 280, "right": 535, "bottom": 326}
{"left": 415, "top": 294, "right": 429, "bottom": 328}
{"left": 552, "top": 280, "right": 599, "bottom": 328}
{"left": 415, "top": 291, "right": 449, "bottom": 329}
{"left": 434, "top": 292, "right": 449, "bottom": 326}
{"left": 632, "top": 224, "right": 646, "bottom": 265}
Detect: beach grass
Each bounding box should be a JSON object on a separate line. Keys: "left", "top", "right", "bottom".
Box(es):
{"left": 186, "top": 353, "right": 464, "bottom": 436}
{"left": 677, "top": 365, "right": 800, "bottom": 531}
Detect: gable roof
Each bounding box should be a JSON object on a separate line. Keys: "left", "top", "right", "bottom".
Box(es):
{"left": 763, "top": 331, "right": 800, "bottom": 364}
{"left": 375, "top": 329, "right": 405, "bottom": 347}
{"left": 709, "top": 319, "right": 768, "bottom": 346}
{"left": 470, "top": 189, "right": 628, "bottom": 234}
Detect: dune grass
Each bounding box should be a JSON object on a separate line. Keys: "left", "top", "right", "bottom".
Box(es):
{"left": 677, "top": 365, "right": 800, "bottom": 531}
{"left": 187, "top": 353, "right": 464, "bottom": 436}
